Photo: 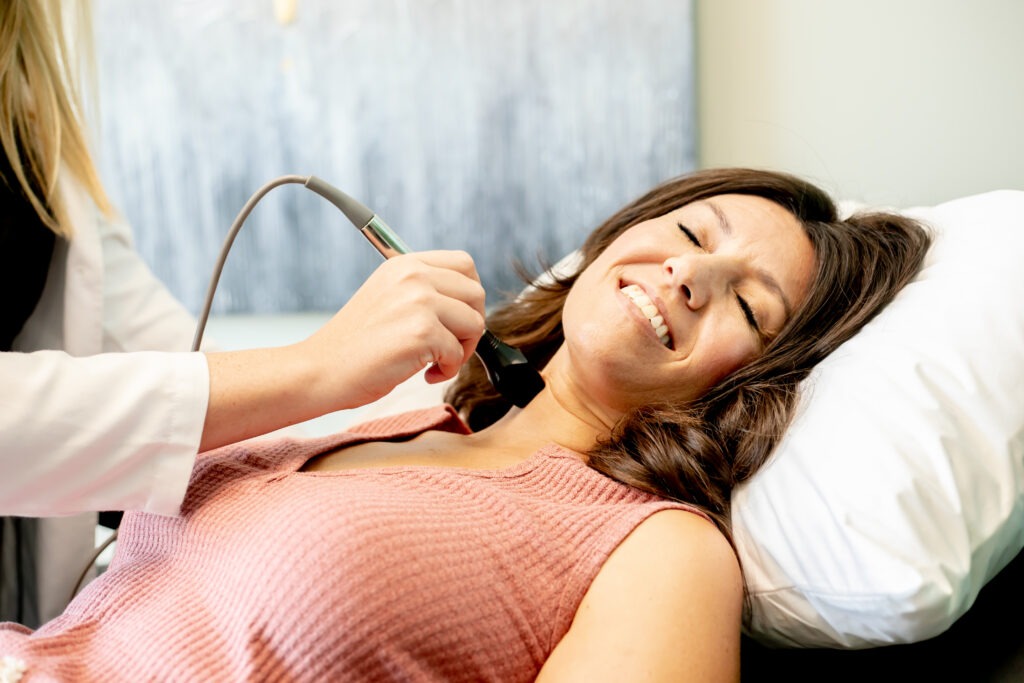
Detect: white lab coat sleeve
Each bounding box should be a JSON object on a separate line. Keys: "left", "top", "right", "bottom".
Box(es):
{"left": 0, "top": 349, "right": 208, "bottom": 517}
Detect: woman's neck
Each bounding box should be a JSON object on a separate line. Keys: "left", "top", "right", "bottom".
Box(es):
{"left": 469, "top": 356, "right": 618, "bottom": 456}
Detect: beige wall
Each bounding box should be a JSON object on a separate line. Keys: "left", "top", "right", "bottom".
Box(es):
{"left": 697, "top": 0, "right": 1024, "bottom": 207}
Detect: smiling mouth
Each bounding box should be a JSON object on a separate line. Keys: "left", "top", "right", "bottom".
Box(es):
{"left": 620, "top": 284, "right": 672, "bottom": 348}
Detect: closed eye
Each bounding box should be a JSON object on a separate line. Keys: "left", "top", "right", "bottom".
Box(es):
{"left": 677, "top": 222, "right": 702, "bottom": 249}
{"left": 736, "top": 294, "right": 763, "bottom": 338}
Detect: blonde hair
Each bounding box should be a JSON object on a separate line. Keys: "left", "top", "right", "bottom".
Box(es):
{"left": 0, "top": 0, "right": 113, "bottom": 237}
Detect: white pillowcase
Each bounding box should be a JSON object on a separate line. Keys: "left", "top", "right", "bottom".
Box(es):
{"left": 344, "top": 189, "right": 1024, "bottom": 649}
{"left": 733, "top": 190, "right": 1024, "bottom": 648}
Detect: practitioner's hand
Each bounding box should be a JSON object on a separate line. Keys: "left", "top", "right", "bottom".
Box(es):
{"left": 300, "top": 250, "right": 487, "bottom": 409}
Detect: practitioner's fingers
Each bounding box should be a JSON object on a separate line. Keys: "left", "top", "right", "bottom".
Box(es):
{"left": 299, "top": 250, "right": 487, "bottom": 409}
{"left": 409, "top": 250, "right": 486, "bottom": 319}
{"left": 424, "top": 294, "right": 488, "bottom": 380}
{"left": 424, "top": 333, "right": 481, "bottom": 385}
{"left": 413, "top": 249, "right": 483, "bottom": 283}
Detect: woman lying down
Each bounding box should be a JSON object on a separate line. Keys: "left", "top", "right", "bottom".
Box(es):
{"left": 0, "top": 168, "right": 930, "bottom": 682}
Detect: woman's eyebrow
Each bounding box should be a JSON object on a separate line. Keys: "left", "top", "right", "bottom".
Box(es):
{"left": 704, "top": 199, "right": 733, "bottom": 237}
{"left": 702, "top": 199, "right": 794, "bottom": 320}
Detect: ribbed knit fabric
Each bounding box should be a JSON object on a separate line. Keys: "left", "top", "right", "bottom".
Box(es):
{"left": 0, "top": 406, "right": 702, "bottom": 682}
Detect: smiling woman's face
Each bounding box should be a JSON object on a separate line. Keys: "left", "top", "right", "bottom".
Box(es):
{"left": 557, "top": 193, "right": 816, "bottom": 415}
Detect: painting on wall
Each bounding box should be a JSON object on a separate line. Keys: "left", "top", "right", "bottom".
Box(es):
{"left": 94, "top": 0, "right": 696, "bottom": 313}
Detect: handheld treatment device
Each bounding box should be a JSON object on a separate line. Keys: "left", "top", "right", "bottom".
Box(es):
{"left": 303, "top": 176, "right": 546, "bottom": 408}
{"left": 190, "top": 174, "right": 545, "bottom": 408}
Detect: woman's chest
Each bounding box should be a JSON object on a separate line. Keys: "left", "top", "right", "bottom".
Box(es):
{"left": 301, "top": 430, "right": 527, "bottom": 472}
{"left": 117, "top": 473, "right": 562, "bottom": 681}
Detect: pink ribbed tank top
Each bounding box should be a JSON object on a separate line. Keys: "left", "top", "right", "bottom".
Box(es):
{"left": 0, "top": 406, "right": 702, "bottom": 682}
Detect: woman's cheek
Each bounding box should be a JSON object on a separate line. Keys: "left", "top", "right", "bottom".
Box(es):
{"left": 695, "top": 324, "right": 758, "bottom": 388}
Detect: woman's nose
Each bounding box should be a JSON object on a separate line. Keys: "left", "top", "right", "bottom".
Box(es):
{"left": 664, "top": 253, "right": 722, "bottom": 310}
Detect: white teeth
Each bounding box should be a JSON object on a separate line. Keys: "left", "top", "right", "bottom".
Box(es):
{"left": 620, "top": 284, "right": 672, "bottom": 348}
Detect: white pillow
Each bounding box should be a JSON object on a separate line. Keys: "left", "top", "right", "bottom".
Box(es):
{"left": 346, "top": 190, "right": 1024, "bottom": 649}
{"left": 733, "top": 190, "right": 1024, "bottom": 648}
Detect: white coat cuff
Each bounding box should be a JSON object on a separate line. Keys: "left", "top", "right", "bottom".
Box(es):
{"left": 142, "top": 352, "right": 209, "bottom": 516}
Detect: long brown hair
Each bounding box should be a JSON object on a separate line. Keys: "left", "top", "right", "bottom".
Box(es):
{"left": 446, "top": 168, "right": 931, "bottom": 540}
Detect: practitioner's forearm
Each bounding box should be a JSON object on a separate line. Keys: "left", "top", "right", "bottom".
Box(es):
{"left": 199, "top": 344, "right": 349, "bottom": 452}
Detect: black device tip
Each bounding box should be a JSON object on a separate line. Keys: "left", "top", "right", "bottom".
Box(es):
{"left": 475, "top": 331, "right": 546, "bottom": 408}
{"left": 491, "top": 362, "right": 546, "bottom": 408}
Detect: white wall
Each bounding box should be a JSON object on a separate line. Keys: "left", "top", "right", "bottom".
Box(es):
{"left": 697, "top": 0, "right": 1024, "bottom": 207}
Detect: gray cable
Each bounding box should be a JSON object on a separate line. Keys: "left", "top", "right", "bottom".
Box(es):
{"left": 67, "top": 530, "right": 117, "bottom": 605}
{"left": 192, "top": 174, "right": 309, "bottom": 352}
{"left": 69, "top": 174, "right": 309, "bottom": 604}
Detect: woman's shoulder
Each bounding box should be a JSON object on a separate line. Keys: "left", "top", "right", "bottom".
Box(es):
{"left": 538, "top": 509, "right": 742, "bottom": 681}
{"left": 617, "top": 508, "right": 740, "bottom": 582}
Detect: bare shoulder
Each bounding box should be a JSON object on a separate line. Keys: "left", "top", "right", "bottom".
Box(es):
{"left": 536, "top": 509, "right": 742, "bottom": 683}
{"left": 624, "top": 507, "right": 737, "bottom": 563}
